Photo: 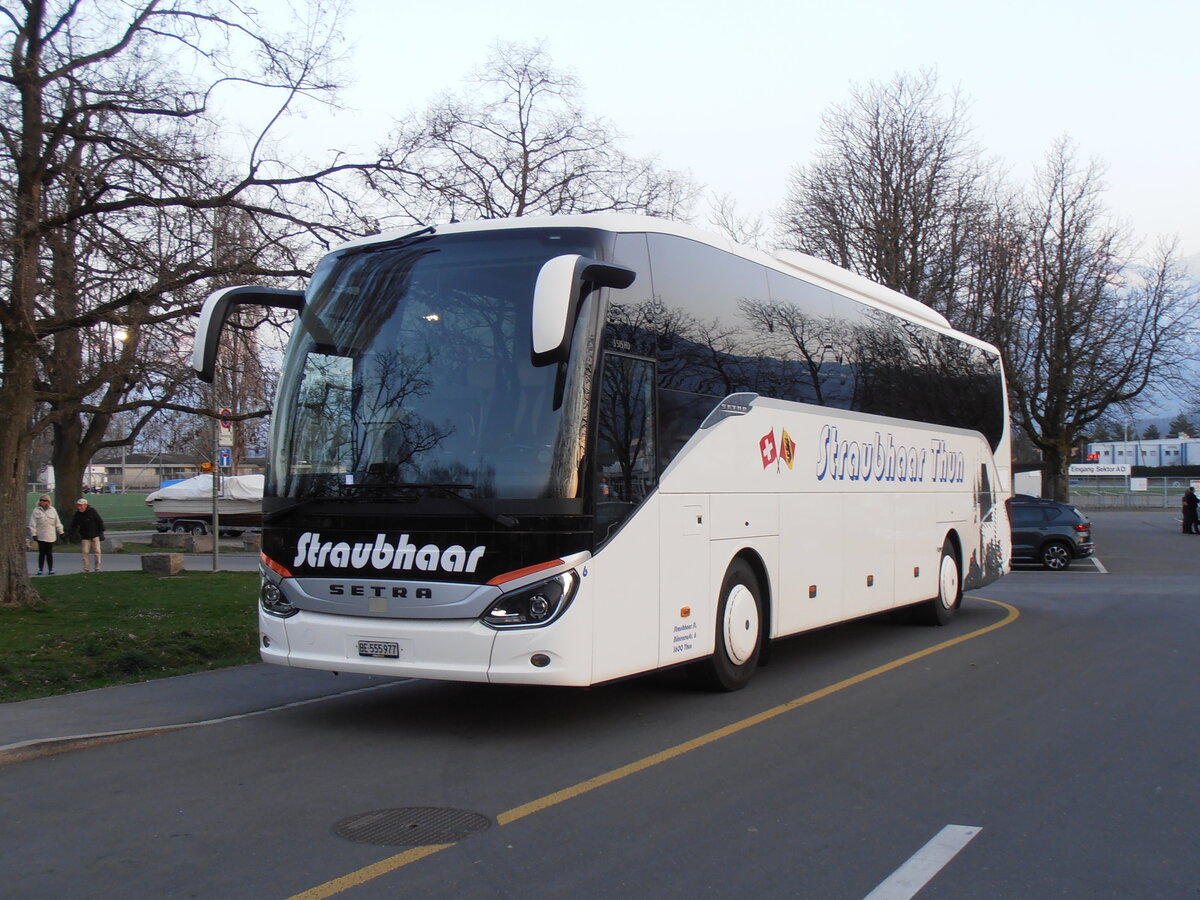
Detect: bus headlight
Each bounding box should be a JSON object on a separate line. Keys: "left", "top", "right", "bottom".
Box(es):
{"left": 261, "top": 581, "right": 299, "bottom": 618}
{"left": 483, "top": 571, "right": 579, "bottom": 629}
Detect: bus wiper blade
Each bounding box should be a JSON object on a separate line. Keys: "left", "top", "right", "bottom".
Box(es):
{"left": 342, "top": 225, "right": 437, "bottom": 258}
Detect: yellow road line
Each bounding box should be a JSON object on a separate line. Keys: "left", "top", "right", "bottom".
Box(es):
{"left": 289, "top": 597, "right": 1019, "bottom": 899}
{"left": 287, "top": 844, "right": 455, "bottom": 900}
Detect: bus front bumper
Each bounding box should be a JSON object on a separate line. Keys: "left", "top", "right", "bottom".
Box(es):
{"left": 258, "top": 608, "right": 591, "bottom": 686}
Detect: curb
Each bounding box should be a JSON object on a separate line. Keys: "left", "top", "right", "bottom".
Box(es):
{"left": 0, "top": 679, "right": 405, "bottom": 767}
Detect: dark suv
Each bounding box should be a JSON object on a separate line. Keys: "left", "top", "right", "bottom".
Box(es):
{"left": 1007, "top": 497, "right": 1095, "bottom": 570}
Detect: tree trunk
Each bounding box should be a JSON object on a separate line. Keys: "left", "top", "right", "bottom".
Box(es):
{"left": 1, "top": 341, "right": 43, "bottom": 606}
{"left": 1040, "top": 444, "right": 1072, "bottom": 503}
{"left": 52, "top": 418, "right": 88, "bottom": 531}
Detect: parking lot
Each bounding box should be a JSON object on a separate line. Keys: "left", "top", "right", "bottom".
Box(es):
{"left": 1025, "top": 507, "right": 1200, "bottom": 576}
{"left": 3, "top": 505, "right": 1198, "bottom": 899}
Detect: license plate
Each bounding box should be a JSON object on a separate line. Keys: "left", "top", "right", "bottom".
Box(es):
{"left": 357, "top": 639, "right": 400, "bottom": 659}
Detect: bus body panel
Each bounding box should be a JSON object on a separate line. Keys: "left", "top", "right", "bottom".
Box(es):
{"left": 709, "top": 492, "right": 779, "bottom": 540}
{"left": 778, "top": 490, "right": 847, "bottom": 633}
{"left": 657, "top": 493, "right": 711, "bottom": 666}
{"left": 840, "top": 487, "right": 896, "bottom": 619}
{"left": 587, "top": 496, "right": 663, "bottom": 683}
{"left": 889, "top": 491, "right": 939, "bottom": 606}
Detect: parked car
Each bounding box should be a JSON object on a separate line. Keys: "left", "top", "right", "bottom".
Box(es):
{"left": 1007, "top": 497, "right": 1094, "bottom": 570}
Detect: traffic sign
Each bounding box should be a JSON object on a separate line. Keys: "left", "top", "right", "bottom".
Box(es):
{"left": 219, "top": 447, "right": 232, "bottom": 468}
{"left": 218, "top": 408, "right": 234, "bottom": 447}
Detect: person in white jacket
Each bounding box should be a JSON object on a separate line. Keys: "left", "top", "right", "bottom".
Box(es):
{"left": 28, "top": 495, "right": 64, "bottom": 575}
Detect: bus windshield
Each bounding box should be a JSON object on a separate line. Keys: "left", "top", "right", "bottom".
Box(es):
{"left": 270, "top": 228, "right": 607, "bottom": 503}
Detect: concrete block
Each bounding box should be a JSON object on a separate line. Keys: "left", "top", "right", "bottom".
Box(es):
{"left": 141, "top": 553, "right": 185, "bottom": 575}
{"left": 188, "top": 535, "right": 214, "bottom": 553}
{"left": 100, "top": 537, "right": 124, "bottom": 553}
{"left": 152, "top": 533, "right": 190, "bottom": 549}
{"left": 241, "top": 534, "right": 262, "bottom": 552}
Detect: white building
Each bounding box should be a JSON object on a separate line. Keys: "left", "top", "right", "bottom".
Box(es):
{"left": 1086, "top": 434, "right": 1200, "bottom": 467}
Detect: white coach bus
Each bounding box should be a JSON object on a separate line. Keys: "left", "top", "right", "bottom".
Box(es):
{"left": 194, "top": 215, "right": 1011, "bottom": 691}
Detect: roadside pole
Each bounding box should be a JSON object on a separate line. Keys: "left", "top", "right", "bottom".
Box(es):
{"left": 214, "top": 406, "right": 235, "bottom": 572}
{"left": 212, "top": 410, "right": 220, "bottom": 572}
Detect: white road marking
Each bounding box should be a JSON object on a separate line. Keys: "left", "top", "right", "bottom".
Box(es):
{"left": 862, "top": 824, "right": 981, "bottom": 900}
{"left": 1091, "top": 556, "right": 1109, "bottom": 574}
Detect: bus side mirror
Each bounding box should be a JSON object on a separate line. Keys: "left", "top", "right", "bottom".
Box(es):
{"left": 531, "top": 255, "right": 635, "bottom": 367}
{"left": 193, "top": 285, "right": 305, "bottom": 382}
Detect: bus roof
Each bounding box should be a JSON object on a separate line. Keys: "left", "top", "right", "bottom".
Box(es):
{"left": 338, "top": 213, "right": 970, "bottom": 344}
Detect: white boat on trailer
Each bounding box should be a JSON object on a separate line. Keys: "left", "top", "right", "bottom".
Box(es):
{"left": 144, "top": 474, "right": 263, "bottom": 535}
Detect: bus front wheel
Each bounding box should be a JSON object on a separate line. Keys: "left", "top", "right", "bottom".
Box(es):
{"left": 693, "top": 558, "right": 762, "bottom": 692}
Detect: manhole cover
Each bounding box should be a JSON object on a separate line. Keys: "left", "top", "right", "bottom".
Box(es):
{"left": 333, "top": 807, "right": 491, "bottom": 846}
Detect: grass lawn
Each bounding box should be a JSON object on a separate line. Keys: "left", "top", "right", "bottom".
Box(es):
{"left": 0, "top": 570, "right": 261, "bottom": 703}
{"left": 25, "top": 490, "right": 156, "bottom": 529}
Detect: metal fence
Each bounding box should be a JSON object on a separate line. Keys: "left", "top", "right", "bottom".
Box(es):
{"left": 1068, "top": 475, "right": 1200, "bottom": 510}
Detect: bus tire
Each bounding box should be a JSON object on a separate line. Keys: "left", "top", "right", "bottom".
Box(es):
{"left": 914, "top": 537, "right": 960, "bottom": 626}
{"left": 693, "top": 558, "right": 762, "bottom": 692}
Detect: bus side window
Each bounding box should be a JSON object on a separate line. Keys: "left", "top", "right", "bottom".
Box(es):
{"left": 979, "top": 463, "right": 994, "bottom": 520}
{"left": 595, "top": 353, "right": 657, "bottom": 540}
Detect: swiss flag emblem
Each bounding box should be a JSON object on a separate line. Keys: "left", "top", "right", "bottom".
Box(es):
{"left": 759, "top": 431, "right": 778, "bottom": 468}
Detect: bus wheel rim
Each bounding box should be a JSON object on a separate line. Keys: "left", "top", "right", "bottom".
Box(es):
{"left": 939, "top": 553, "right": 959, "bottom": 609}
{"left": 724, "top": 584, "right": 759, "bottom": 665}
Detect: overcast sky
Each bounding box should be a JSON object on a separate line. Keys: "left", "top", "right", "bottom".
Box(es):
{"left": 261, "top": 0, "right": 1199, "bottom": 258}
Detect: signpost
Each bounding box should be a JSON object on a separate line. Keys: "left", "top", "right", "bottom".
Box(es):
{"left": 212, "top": 407, "right": 233, "bottom": 572}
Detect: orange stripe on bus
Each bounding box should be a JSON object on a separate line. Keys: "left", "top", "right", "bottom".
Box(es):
{"left": 261, "top": 553, "right": 291, "bottom": 578}
{"left": 487, "top": 559, "right": 563, "bottom": 587}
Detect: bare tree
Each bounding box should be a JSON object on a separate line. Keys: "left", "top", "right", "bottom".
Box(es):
{"left": 0, "top": 0, "right": 382, "bottom": 606}
{"left": 1003, "top": 140, "right": 1197, "bottom": 500}
{"left": 369, "top": 41, "right": 697, "bottom": 224}
{"left": 778, "top": 70, "right": 986, "bottom": 316}
{"left": 708, "top": 193, "right": 768, "bottom": 249}
{"left": 35, "top": 195, "right": 299, "bottom": 518}
{"left": 777, "top": 72, "right": 1198, "bottom": 502}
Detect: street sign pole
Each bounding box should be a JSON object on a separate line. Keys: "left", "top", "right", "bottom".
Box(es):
{"left": 211, "top": 405, "right": 221, "bottom": 571}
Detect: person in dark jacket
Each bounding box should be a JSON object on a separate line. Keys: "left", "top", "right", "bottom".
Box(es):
{"left": 71, "top": 497, "right": 106, "bottom": 572}
{"left": 1183, "top": 486, "right": 1200, "bottom": 535}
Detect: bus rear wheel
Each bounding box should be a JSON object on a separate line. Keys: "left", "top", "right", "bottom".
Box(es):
{"left": 693, "top": 558, "right": 762, "bottom": 692}
{"left": 914, "top": 537, "right": 961, "bottom": 626}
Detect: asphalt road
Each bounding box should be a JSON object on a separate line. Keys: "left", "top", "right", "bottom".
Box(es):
{"left": 1, "top": 509, "right": 1197, "bottom": 899}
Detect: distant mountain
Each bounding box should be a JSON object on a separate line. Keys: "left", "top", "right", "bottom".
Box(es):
{"left": 1119, "top": 412, "right": 1199, "bottom": 441}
